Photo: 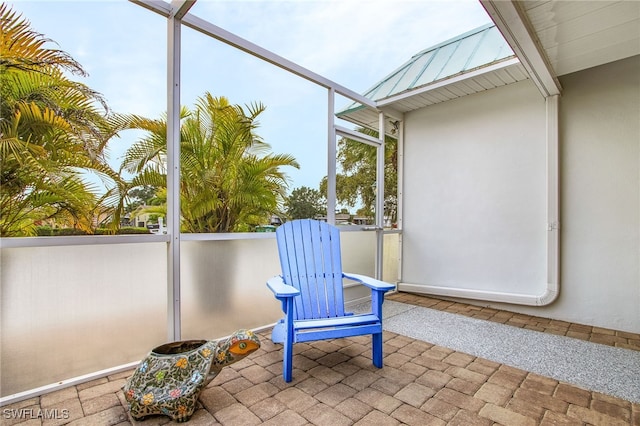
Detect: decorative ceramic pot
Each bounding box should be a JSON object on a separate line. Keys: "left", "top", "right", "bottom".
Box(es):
{"left": 123, "top": 329, "right": 260, "bottom": 422}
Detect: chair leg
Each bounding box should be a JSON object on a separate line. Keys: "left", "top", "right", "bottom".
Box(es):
{"left": 372, "top": 332, "right": 383, "bottom": 368}
{"left": 283, "top": 336, "right": 293, "bottom": 382}
{"left": 281, "top": 298, "right": 295, "bottom": 382}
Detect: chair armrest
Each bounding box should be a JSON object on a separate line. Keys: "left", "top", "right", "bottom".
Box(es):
{"left": 343, "top": 273, "right": 395, "bottom": 292}
{"left": 267, "top": 275, "right": 300, "bottom": 298}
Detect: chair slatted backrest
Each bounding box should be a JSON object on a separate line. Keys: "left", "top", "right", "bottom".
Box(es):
{"left": 276, "top": 219, "right": 346, "bottom": 320}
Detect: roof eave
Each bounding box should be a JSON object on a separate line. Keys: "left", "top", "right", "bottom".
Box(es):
{"left": 376, "top": 56, "right": 520, "bottom": 107}
{"left": 480, "top": 0, "right": 561, "bottom": 97}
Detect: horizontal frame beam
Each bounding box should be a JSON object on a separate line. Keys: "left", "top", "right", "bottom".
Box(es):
{"left": 335, "top": 125, "right": 381, "bottom": 147}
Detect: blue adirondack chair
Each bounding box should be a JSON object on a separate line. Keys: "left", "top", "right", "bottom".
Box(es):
{"left": 267, "top": 219, "right": 395, "bottom": 382}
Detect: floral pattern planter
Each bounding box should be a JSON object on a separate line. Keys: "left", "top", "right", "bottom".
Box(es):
{"left": 123, "top": 329, "right": 260, "bottom": 422}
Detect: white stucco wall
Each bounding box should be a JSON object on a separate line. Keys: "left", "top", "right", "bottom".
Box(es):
{"left": 400, "top": 56, "right": 639, "bottom": 333}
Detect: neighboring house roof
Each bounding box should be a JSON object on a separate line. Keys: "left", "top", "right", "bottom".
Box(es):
{"left": 338, "top": 24, "right": 529, "bottom": 130}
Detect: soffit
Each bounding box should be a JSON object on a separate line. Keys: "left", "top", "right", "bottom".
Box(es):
{"left": 520, "top": 0, "right": 640, "bottom": 77}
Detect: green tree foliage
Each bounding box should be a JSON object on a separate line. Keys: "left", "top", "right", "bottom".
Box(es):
{"left": 120, "top": 93, "right": 299, "bottom": 233}
{"left": 125, "top": 185, "right": 160, "bottom": 212}
{"left": 285, "top": 186, "right": 326, "bottom": 220}
{"left": 320, "top": 127, "right": 397, "bottom": 222}
{"left": 0, "top": 4, "right": 123, "bottom": 236}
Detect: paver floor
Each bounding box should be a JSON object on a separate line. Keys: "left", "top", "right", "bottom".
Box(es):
{"left": 2, "top": 293, "right": 639, "bottom": 425}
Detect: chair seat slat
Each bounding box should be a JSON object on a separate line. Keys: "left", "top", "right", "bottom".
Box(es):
{"left": 295, "top": 324, "right": 384, "bottom": 343}
{"left": 294, "top": 314, "right": 380, "bottom": 330}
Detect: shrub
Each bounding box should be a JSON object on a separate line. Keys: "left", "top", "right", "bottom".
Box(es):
{"left": 94, "top": 227, "right": 151, "bottom": 235}
{"left": 53, "top": 228, "right": 89, "bottom": 236}
{"left": 35, "top": 226, "right": 53, "bottom": 236}
{"left": 117, "top": 227, "right": 151, "bottom": 235}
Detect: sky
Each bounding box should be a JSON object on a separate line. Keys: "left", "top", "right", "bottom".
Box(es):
{"left": 8, "top": 0, "right": 492, "bottom": 194}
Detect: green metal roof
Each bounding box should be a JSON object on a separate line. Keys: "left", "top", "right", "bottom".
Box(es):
{"left": 338, "top": 24, "right": 516, "bottom": 118}
{"left": 367, "top": 23, "right": 512, "bottom": 101}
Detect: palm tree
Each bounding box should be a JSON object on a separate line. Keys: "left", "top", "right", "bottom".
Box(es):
{"left": 0, "top": 4, "right": 123, "bottom": 236}
{"left": 120, "top": 93, "right": 299, "bottom": 233}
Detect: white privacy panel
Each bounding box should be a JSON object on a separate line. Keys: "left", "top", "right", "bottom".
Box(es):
{"left": 180, "top": 231, "right": 380, "bottom": 340}
{"left": 0, "top": 228, "right": 398, "bottom": 397}
{"left": 180, "top": 238, "right": 283, "bottom": 340}
{"left": 1, "top": 243, "right": 167, "bottom": 396}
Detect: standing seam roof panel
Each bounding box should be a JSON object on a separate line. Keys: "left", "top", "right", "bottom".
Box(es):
{"left": 361, "top": 24, "right": 514, "bottom": 102}
{"left": 432, "top": 31, "right": 487, "bottom": 83}
{"left": 337, "top": 23, "right": 516, "bottom": 116}
{"left": 387, "top": 50, "right": 436, "bottom": 98}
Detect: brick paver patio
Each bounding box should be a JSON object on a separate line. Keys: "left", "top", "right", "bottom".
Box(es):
{"left": 3, "top": 294, "right": 639, "bottom": 425}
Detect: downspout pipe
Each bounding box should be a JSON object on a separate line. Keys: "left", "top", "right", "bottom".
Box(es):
{"left": 399, "top": 95, "right": 560, "bottom": 306}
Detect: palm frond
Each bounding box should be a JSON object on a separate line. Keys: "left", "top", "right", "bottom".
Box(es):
{"left": 0, "top": 4, "right": 85, "bottom": 75}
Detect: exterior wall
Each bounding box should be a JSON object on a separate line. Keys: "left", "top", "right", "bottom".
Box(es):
{"left": 400, "top": 56, "right": 639, "bottom": 333}
{"left": 552, "top": 56, "right": 639, "bottom": 332}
